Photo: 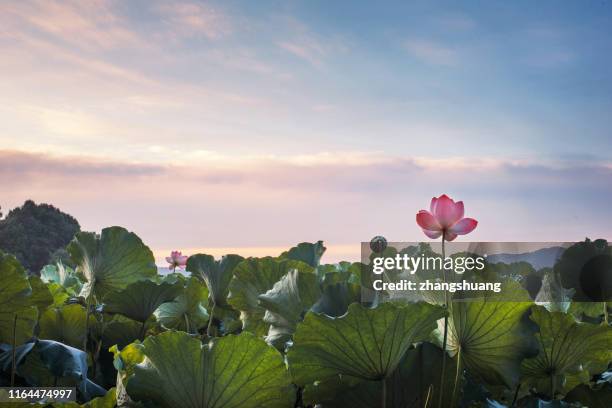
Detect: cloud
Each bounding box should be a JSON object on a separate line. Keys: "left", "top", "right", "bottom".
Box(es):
{"left": 403, "top": 39, "right": 459, "bottom": 66}
{"left": 0, "top": 150, "right": 165, "bottom": 180}
{"left": 2, "top": 150, "right": 611, "bottom": 263}
{"left": 153, "top": 2, "right": 231, "bottom": 40}
{"left": 0, "top": 0, "right": 143, "bottom": 51}
{"left": 4, "top": 149, "right": 611, "bottom": 192}
{"left": 1, "top": 0, "right": 232, "bottom": 51}
{"left": 278, "top": 40, "right": 328, "bottom": 67}
{"left": 24, "top": 105, "right": 116, "bottom": 138}
{"left": 2, "top": 24, "right": 159, "bottom": 88}
{"left": 276, "top": 16, "right": 348, "bottom": 67}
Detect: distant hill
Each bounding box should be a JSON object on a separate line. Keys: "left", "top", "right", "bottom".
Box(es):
{"left": 486, "top": 246, "right": 566, "bottom": 270}
{"left": 0, "top": 200, "right": 80, "bottom": 273}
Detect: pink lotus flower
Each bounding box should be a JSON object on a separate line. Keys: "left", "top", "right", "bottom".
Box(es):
{"left": 166, "top": 250, "right": 188, "bottom": 270}
{"left": 416, "top": 194, "right": 477, "bottom": 241}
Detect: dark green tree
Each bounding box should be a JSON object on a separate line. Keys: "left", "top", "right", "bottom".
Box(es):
{"left": 0, "top": 200, "right": 80, "bottom": 273}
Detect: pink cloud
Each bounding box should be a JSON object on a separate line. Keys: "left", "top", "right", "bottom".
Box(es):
{"left": 1, "top": 150, "right": 611, "bottom": 264}
{"left": 153, "top": 1, "right": 231, "bottom": 40}
{"left": 0, "top": 0, "right": 144, "bottom": 51}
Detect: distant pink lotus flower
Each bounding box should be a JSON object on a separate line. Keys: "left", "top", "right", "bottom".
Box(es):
{"left": 416, "top": 194, "right": 477, "bottom": 241}
{"left": 166, "top": 250, "right": 188, "bottom": 270}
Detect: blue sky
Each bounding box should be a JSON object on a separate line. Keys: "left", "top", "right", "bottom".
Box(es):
{"left": 0, "top": 1, "right": 611, "bottom": 262}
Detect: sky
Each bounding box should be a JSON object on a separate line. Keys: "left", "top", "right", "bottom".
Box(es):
{"left": 1, "top": 0, "right": 611, "bottom": 263}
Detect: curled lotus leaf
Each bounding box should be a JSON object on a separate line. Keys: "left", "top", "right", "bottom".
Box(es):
{"left": 227, "top": 256, "right": 314, "bottom": 336}
{"left": 67, "top": 226, "right": 157, "bottom": 300}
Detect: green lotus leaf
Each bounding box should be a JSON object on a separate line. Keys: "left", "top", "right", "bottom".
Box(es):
{"left": 28, "top": 275, "right": 54, "bottom": 314}
{"left": 318, "top": 262, "right": 347, "bottom": 278}
{"left": 111, "top": 341, "right": 144, "bottom": 389}
{"left": 39, "top": 304, "right": 96, "bottom": 349}
{"left": 102, "top": 314, "right": 155, "bottom": 348}
{"left": 555, "top": 238, "right": 612, "bottom": 302}
{"left": 109, "top": 341, "right": 144, "bottom": 407}
{"left": 154, "top": 278, "right": 209, "bottom": 333}
{"left": 41, "top": 262, "right": 83, "bottom": 295}
{"left": 386, "top": 341, "right": 458, "bottom": 408}
{"left": 84, "top": 387, "right": 117, "bottom": 408}
{"left": 111, "top": 340, "right": 144, "bottom": 405}
{"left": 319, "top": 261, "right": 360, "bottom": 285}
{"left": 522, "top": 306, "right": 612, "bottom": 397}
{"left": 568, "top": 301, "right": 610, "bottom": 321}
{"left": 363, "top": 246, "right": 412, "bottom": 304}
{"left": 302, "top": 375, "right": 377, "bottom": 408}
{"left": 209, "top": 303, "right": 242, "bottom": 335}
{"left": 53, "top": 387, "right": 117, "bottom": 408}
{"left": 279, "top": 240, "right": 326, "bottom": 270}
{"left": 535, "top": 269, "right": 574, "bottom": 313}
{"left": 67, "top": 227, "right": 157, "bottom": 300}
{"left": 302, "top": 342, "right": 457, "bottom": 408}
{"left": 187, "top": 253, "right": 244, "bottom": 305}
{"left": 187, "top": 253, "right": 246, "bottom": 336}
{"left": 438, "top": 282, "right": 538, "bottom": 389}
{"left": 288, "top": 301, "right": 445, "bottom": 386}
{"left": 0, "top": 251, "right": 38, "bottom": 344}
{"left": 227, "top": 256, "right": 314, "bottom": 336}
{"left": 258, "top": 268, "right": 321, "bottom": 348}
{"left": 313, "top": 262, "right": 362, "bottom": 317}
{"left": 565, "top": 383, "right": 612, "bottom": 408}
{"left": 103, "top": 279, "right": 183, "bottom": 323}
{"left": 40, "top": 264, "right": 63, "bottom": 283}
{"left": 124, "top": 331, "right": 294, "bottom": 408}
{"left": 345, "top": 261, "right": 370, "bottom": 286}
{"left": 48, "top": 282, "right": 72, "bottom": 307}
{"left": 311, "top": 281, "right": 361, "bottom": 317}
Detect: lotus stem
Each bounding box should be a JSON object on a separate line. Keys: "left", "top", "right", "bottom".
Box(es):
{"left": 603, "top": 302, "right": 608, "bottom": 325}
{"left": 381, "top": 377, "right": 386, "bottom": 408}
{"left": 437, "top": 236, "right": 448, "bottom": 408}
{"left": 451, "top": 345, "right": 462, "bottom": 407}
{"left": 84, "top": 292, "right": 93, "bottom": 352}
{"left": 424, "top": 384, "right": 433, "bottom": 408}
{"left": 10, "top": 313, "right": 17, "bottom": 386}
{"left": 92, "top": 340, "right": 102, "bottom": 379}
{"left": 510, "top": 383, "right": 521, "bottom": 408}
{"left": 550, "top": 372, "right": 555, "bottom": 400}
{"left": 140, "top": 320, "right": 147, "bottom": 339}
{"left": 184, "top": 314, "right": 191, "bottom": 334}
{"left": 207, "top": 301, "right": 216, "bottom": 337}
